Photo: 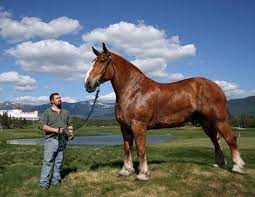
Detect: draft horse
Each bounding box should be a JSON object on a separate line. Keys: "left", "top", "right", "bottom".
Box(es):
{"left": 84, "top": 43, "right": 245, "bottom": 180}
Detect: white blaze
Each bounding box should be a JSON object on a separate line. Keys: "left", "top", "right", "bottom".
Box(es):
{"left": 85, "top": 61, "right": 95, "bottom": 83}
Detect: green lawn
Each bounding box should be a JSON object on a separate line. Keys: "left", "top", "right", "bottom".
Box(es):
{"left": 0, "top": 126, "right": 254, "bottom": 196}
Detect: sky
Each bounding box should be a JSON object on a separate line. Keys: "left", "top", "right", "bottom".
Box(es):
{"left": 0, "top": 0, "right": 254, "bottom": 105}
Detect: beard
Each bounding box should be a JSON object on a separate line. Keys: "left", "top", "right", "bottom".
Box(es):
{"left": 56, "top": 102, "right": 62, "bottom": 108}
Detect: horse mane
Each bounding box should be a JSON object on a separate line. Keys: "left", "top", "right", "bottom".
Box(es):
{"left": 110, "top": 52, "right": 146, "bottom": 76}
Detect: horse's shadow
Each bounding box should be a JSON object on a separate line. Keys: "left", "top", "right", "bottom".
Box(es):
{"left": 60, "top": 160, "right": 198, "bottom": 178}
{"left": 61, "top": 167, "right": 77, "bottom": 179}
{"left": 88, "top": 159, "right": 232, "bottom": 174}
{"left": 89, "top": 160, "right": 194, "bottom": 174}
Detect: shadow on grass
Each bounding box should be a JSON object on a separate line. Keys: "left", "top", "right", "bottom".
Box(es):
{"left": 88, "top": 160, "right": 239, "bottom": 177}
{"left": 88, "top": 159, "right": 215, "bottom": 174}
{"left": 88, "top": 147, "right": 214, "bottom": 172}
{"left": 89, "top": 160, "right": 148, "bottom": 173}
{"left": 71, "top": 147, "right": 252, "bottom": 175}
{"left": 89, "top": 160, "right": 122, "bottom": 171}
{"left": 61, "top": 167, "right": 77, "bottom": 179}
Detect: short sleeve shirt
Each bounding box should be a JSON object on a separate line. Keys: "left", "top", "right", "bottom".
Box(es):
{"left": 40, "top": 108, "right": 73, "bottom": 133}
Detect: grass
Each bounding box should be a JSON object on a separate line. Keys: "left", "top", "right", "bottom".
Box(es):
{"left": 0, "top": 126, "right": 254, "bottom": 196}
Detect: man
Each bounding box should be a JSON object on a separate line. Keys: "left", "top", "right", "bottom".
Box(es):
{"left": 39, "top": 93, "right": 74, "bottom": 189}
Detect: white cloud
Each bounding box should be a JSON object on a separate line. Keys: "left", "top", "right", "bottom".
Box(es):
{"left": 14, "top": 96, "right": 48, "bottom": 105}
{"left": 131, "top": 58, "right": 168, "bottom": 78}
{"left": 98, "top": 92, "right": 116, "bottom": 102}
{"left": 6, "top": 21, "right": 196, "bottom": 81}
{"left": 0, "top": 7, "right": 81, "bottom": 42}
{"left": 14, "top": 95, "right": 78, "bottom": 105}
{"left": 6, "top": 39, "right": 92, "bottom": 79}
{"left": 214, "top": 80, "right": 239, "bottom": 92}
{"left": 85, "top": 92, "right": 116, "bottom": 102}
{"left": 168, "top": 73, "right": 185, "bottom": 81}
{"left": 82, "top": 21, "right": 196, "bottom": 78}
{"left": 61, "top": 96, "right": 78, "bottom": 103}
{"left": 0, "top": 71, "right": 37, "bottom": 91}
{"left": 214, "top": 80, "right": 255, "bottom": 99}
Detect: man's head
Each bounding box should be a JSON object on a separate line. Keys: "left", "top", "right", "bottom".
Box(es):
{"left": 49, "top": 93, "right": 61, "bottom": 107}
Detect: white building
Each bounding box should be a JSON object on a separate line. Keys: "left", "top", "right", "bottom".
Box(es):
{"left": 0, "top": 109, "right": 39, "bottom": 121}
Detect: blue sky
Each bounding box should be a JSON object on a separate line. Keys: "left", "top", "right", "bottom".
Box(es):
{"left": 0, "top": 0, "right": 255, "bottom": 104}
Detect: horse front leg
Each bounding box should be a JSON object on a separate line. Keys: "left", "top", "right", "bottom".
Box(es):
{"left": 119, "top": 126, "right": 135, "bottom": 176}
{"left": 132, "top": 121, "right": 149, "bottom": 181}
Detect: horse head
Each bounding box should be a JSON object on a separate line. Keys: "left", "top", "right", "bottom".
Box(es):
{"left": 84, "top": 43, "right": 114, "bottom": 93}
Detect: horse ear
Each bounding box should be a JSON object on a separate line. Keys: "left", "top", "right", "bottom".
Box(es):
{"left": 92, "top": 47, "right": 100, "bottom": 56}
{"left": 102, "top": 42, "right": 109, "bottom": 54}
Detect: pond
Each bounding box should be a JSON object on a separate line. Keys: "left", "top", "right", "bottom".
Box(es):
{"left": 7, "top": 134, "right": 174, "bottom": 146}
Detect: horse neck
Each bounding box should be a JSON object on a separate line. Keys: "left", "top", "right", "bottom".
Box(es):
{"left": 110, "top": 53, "right": 145, "bottom": 100}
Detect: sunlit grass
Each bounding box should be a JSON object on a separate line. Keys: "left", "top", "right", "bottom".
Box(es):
{"left": 0, "top": 127, "right": 254, "bottom": 196}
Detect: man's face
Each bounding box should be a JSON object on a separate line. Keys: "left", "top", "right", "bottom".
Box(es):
{"left": 51, "top": 94, "right": 62, "bottom": 106}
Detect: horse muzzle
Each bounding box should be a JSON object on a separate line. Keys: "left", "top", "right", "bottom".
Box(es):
{"left": 85, "top": 80, "right": 99, "bottom": 93}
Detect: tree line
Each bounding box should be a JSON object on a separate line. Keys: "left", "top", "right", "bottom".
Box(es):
{"left": 1, "top": 112, "right": 255, "bottom": 129}
{"left": 230, "top": 114, "right": 255, "bottom": 128}
{"left": 0, "top": 112, "right": 33, "bottom": 129}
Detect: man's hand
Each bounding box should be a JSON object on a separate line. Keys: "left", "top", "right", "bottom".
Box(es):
{"left": 67, "top": 126, "right": 74, "bottom": 140}
{"left": 58, "top": 127, "right": 64, "bottom": 134}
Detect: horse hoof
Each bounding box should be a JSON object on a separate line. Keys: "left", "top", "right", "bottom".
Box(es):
{"left": 212, "top": 162, "right": 225, "bottom": 168}
{"left": 119, "top": 168, "right": 134, "bottom": 176}
{"left": 232, "top": 164, "right": 244, "bottom": 174}
{"left": 136, "top": 173, "right": 149, "bottom": 181}
{"left": 212, "top": 164, "right": 219, "bottom": 168}
{"left": 239, "top": 159, "right": 245, "bottom": 168}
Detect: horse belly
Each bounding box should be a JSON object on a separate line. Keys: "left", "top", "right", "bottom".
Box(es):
{"left": 149, "top": 109, "right": 193, "bottom": 129}
{"left": 150, "top": 94, "right": 195, "bottom": 129}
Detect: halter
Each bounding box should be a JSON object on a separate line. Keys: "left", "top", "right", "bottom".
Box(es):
{"left": 98, "top": 55, "right": 114, "bottom": 85}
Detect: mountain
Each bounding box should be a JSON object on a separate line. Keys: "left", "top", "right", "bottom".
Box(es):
{"left": 0, "top": 96, "right": 255, "bottom": 118}
{"left": 227, "top": 96, "right": 255, "bottom": 116}
{"left": 35, "top": 100, "right": 115, "bottom": 118}
{"left": 0, "top": 101, "right": 35, "bottom": 112}
{"left": 0, "top": 100, "right": 115, "bottom": 118}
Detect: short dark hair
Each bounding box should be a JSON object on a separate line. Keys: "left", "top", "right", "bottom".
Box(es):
{"left": 49, "top": 93, "right": 59, "bottom": 103}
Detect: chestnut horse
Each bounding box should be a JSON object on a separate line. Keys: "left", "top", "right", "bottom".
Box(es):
{"left": 84, "top": 43, "right": 245, "bottom": 180}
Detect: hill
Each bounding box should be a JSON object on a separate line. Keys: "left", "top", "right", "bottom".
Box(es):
{"left": 1, "top": 96, "right": 255, "bottom": 118}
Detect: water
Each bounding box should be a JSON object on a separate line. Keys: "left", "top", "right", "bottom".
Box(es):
{"left": 7, "top": 134, "right": 174, "bottom": 146}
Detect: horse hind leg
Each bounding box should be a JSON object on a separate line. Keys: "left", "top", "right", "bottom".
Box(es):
{"left": 215, "top": 121, "right": 245, "bottom": 174}
{"left": 200, "top": 119, "right": 225, "bottom": 167}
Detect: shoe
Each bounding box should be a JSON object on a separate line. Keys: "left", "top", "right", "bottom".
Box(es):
{"left": 40, "top": 185, "right": 49, "bottom": 190}
{"left": 51, "top": 181, "right": 61, "bottom": 186}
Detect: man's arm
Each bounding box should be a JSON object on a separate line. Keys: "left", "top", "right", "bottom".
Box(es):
{"left": 40, "top": 110, "right": 64, "bottom": 134}
{"left": 42, "top": 125, "right": 64, "bottom": 134}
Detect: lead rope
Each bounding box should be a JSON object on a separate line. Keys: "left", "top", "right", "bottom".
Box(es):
{"left": 74, "top": 86, "right": 100, "bottom": 131}
{"left": 57, "top": 86, "right": 100, "bottom": 151}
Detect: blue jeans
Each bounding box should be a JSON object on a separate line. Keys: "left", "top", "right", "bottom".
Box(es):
{"left": 39, "top": 136, "right": 65, "bottom": 187}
